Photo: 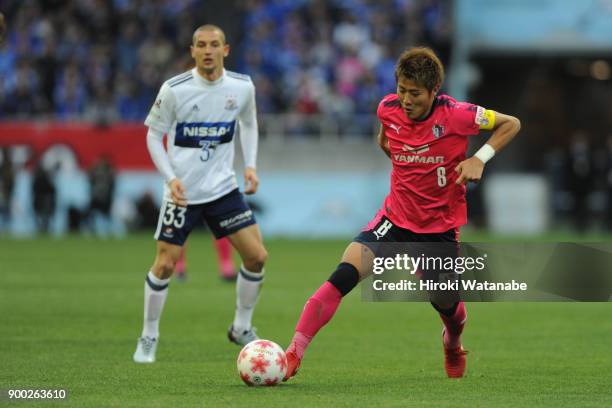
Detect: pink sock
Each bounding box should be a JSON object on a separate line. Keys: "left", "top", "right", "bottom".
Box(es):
{"left": 439, "top": 301, "right": 467, "bottom": 349}
{"left": 288, "top": 282, "right": 342, "bottom": 359}
{"left": 214, "top": 238, "right": 235, "bottom": 276}
{"left": 175, "top": 246, "right": 187, "bottom": 274}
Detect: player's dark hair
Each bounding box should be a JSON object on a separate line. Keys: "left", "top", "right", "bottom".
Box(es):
{"left": 395, "top": 47, "right": 444, "bottom": 92}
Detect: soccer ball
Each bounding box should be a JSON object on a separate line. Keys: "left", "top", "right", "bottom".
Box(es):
{"left": 237, "top": 339, "right": 287, "bottom": 386}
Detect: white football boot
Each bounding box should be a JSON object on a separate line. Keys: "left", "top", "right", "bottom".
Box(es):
{"left": 133, "top": 336, "right": 157, "bottom": 363}
{"left": 227, "top": 325, "right": 258, "bottom": 346}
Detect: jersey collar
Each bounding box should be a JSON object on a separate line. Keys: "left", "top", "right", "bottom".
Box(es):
{"left": 411, "top": 95, "right": 439, "bottom": 123}
{"left": 193, "top": 68, "right": 225, "bottom": 86}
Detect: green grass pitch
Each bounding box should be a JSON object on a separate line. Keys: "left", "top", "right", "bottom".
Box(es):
{"left": 1, "top": 233, "right": 611, "bottom": 407}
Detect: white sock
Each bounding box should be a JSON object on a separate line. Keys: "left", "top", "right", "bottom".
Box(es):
{"left": 233, "top": 265, "right": 264, "bottom": 332}
{"left": 141, "top": 271, "right": 169, "bottom": 339}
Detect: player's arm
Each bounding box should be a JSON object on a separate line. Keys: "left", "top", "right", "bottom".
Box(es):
{"left": 455, "top": 110, "right": 521, "bottom": 184}
{"left": 239, "top": 82, "right": 259, "bottom": 195}
{"left": 144, "top": 83, "right": 186, "bottom": 205}
{"left": 377, "top": 125, "right": 391, "bottom": 158}
{"left": 146, "top": 128, "right": 186, "bottom": 206}
{"left": 477, "top": 111, "right": 521, "bottom": 153}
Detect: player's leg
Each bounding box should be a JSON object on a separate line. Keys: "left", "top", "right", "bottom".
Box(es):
{"left": 225, "top": 224, "right": 267, "bottom": 344}
{"left": 134, "top": 241, "right": 182, "bottom": 363}
{"left": 215, "top": 237, "right": 236, "bottom": 280}
{"left": 432, "top": 300, "right": 467, "bottom": 377}
{"left": 202, "top": 188, "right": 265, "bottom": 345}
{"left": 145, "top": 240, "right": 183, "bottom": 333}
{"left": 134, "top": 200, "right": 196, "bottom": 363}
{"left": 284, "top": 212, "right": 392, "bottom": 380}
{"left": 423, "top": 232, "right": 467, "bottom": 378}
{"left": 284, "top": 241, "right": 375, "bottom": 381}
{"left": 431, "top": 291, "right": 468, "bottom": 378}
{"left": 175, "top": 241, "right": 188, "bottom": 281}
{"left": 432, "top": 301, "right": 466, "bottom": 349}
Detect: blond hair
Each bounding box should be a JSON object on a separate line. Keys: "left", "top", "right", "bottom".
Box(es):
{"left": 192, "top": 24, "right": 226, "bottom": 45}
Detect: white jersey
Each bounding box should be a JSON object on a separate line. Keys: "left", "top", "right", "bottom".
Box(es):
{"left": 144, "top": 68, "right": 258, "bottom": 204}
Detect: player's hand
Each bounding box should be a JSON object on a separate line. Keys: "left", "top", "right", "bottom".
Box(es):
{"left": 244, "top": 167, "right": 259, "bottom": 195}
{"left": 168, "top": 178, "right": 187, "bottom": 206}
{"left": 455, "top": 157, "right": 485, "bottom": 185}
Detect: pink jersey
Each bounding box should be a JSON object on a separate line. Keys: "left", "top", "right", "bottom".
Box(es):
{"left": 377, "top": 93, "right": 484, "bottom": 233}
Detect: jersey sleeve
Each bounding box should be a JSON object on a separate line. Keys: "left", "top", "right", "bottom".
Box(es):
{"left": 376, "top": 99, "right": 386, "bottom": 121}
{"left": 146, "top": 127, "right": 176, "bottom": 183}
{"left": 238, "top": 82, "right": 258, "bottom": 169}
{"left": 450, "top": 102, "right": 496, "bottom": 136}
{"left": 376, "top": 95, "right": 394, "bottom": 124}
{"left": 144, "top": 82, "right": 176, "bottom": 134}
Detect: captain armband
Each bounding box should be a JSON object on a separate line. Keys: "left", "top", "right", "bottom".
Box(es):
{"left": 475, "top": 107, "right": 496, "bottom": 130}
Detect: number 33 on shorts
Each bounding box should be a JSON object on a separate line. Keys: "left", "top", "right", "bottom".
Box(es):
{"left": 163, "top": 202, "right": 187, "bottom": 228}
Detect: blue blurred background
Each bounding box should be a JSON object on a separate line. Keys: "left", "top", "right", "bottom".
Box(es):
{"left": 1, "top": 0, "right": 611, "bottom": 238}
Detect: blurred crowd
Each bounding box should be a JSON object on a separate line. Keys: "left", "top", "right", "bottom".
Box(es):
{"left": 0, "top": 0, "right": 451, "bottom": 129}
{"left": 547, "top": 130, "right": 612, "bottom": 232}
{"left": 3, "top": 1, "right": 612, "bottom": 236}
{"left": 235, "top": 0, "right": 451, "bottom": 120}
{"left": 0, "top": 0, "right": 201, "bottom": 123}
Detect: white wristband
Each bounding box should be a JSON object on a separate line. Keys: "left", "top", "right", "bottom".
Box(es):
{"left": 474, "top": 144, "right": 495, "bottom": 164}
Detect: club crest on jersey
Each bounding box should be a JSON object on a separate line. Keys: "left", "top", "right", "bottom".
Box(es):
{"left": 432, "top": 124, "right": 445, "bottom": 138}
{"left": 225, "top": 95, "right": 238, "bottom": 110}
{"left": 192, "top": 104, "right": 199, "bottom": 112}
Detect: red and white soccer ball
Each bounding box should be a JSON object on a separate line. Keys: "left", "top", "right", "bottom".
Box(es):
{"left": 237, "top": 339, "right": 287, "bottom": 386}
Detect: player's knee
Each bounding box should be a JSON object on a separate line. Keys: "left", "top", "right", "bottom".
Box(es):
{"left": 328, "top": 262, "right": 360, "bottom": 296}
{"left": 243, "top": 247, "right": 267, "bottom": 272}
{"left": 157, "top": 261, "right": 175, "bottom": 278}
{"left": 153, "top": 253, "right": 177, "bottom": 278}
{"left": 431, "top": 301, "right": 459, "bottom": 316}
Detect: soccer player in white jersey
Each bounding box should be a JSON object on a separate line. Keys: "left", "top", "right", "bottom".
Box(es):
{"left": 134, "top": 24, "right": 268, "bottom": 363}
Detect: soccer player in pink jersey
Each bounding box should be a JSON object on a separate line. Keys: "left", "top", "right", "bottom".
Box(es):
{"left": 284, "top": 47, "right": 521, "bottom": 380}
